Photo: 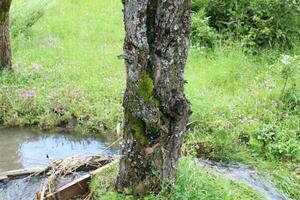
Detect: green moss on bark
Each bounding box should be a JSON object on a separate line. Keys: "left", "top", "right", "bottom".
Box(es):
{"left": 137, "top": 74, "right": 160, "bottom": 107}
{"left": 137, "top": 74, "right": 154, "bottom": 101}
{"left": 131, "top": 120, "right": 146, "bottom": 145}
{"left": 127, "top": 113, "right": 146, "bottom": 145}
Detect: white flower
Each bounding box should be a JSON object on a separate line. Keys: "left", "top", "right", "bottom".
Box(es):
{"left": 280, "top": 55, "right": 292, "bottom": 65}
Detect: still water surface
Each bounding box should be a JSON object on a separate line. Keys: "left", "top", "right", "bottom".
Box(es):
{"left": 0, "top": 128, "right": 117, "bottom": 172}
{"left": 0, "top": 128, "right": 117, "bottom": 200}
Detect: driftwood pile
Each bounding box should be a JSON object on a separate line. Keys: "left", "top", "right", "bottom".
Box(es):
{"left": 36, "top": 155, "right": 114, "bottom": 199}
{"left": 0, "top": 155, "right": 117, "bottom": 200}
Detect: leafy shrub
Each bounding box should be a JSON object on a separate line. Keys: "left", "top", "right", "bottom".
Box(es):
{"left": 281, "top": 85, "right": 300, "bottom": 111}
{"left": 278, "top": 55, "right": 300, "bottom": 112}
{"left": 192, "top": 0, "right": 300, "bottom": 49}
{"left": 256, "top": 123, "right": 300, "bottom": 161}
{"left": 191, "top": 0, "right": 208, "bottom": 12}
{"left": 191, "top": 9, "right": 219, "bottom": 49}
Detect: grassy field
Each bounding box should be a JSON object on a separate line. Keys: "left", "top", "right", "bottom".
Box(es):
{"left": 2, "top": 0, "right": 125, "bottom": 132}
{"left": 0, "top": 0, "right": 299, "bottom": 199}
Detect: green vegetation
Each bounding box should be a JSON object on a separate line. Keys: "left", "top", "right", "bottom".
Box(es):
{"left": 1, "top": 0, "right": 125, "bottom": 133}
{"left": 191, "top": 0, "right": 300, "bottom": 49}
{"left": 185, "top": 47, "right": 300, "bottom": 162}
{"left": 90, "top": 157, "right": 264, "bottom": 200}
{"left": 130, "top": 117, "right": 146, "bottom": 145}
{"left": 1, "top": 0, "right": 299, "bottom": 199}
{"left": 10, "top": 0, "right": 50, "bottom": 37}
{"left": 137, "top": 74, "right": 154, "bottom": 102}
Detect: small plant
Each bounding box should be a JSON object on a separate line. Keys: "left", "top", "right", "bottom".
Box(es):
{"left": 279, "top": 55, "right": 300, "bottom": 111}
{"left": 257, "top": 124, "right": 277, "bottom": 148}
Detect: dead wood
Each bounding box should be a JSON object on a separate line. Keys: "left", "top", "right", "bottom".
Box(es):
{"left": 35, "top": 155, "right": 116, "bottom": 200}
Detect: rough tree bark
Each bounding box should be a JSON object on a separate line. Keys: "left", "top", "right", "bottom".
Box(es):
{"left": 116, "top": 0, "right": 191, "bottom": 195}
{"left": 0, "top": 0, "right": 12, "bottom": 70}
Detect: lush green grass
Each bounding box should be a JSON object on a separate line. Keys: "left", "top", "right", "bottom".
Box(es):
{"left": 1, "top": 0, "right": 125, "bottom": 133}
{"left": 90, "top": 157, "right": 264, "bottom": 200}
{"left": 184, "top": 47, "right": 300, "bottom": 199}
{"left": 0, "top": 0, "right": 299, "bottom": 199}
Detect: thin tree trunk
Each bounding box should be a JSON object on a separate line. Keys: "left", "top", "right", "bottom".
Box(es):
{"left": 0, "top": 0, "right": 12, "bottom": 70}
{"left": 116, "top": 0, "right": 191, "bottom": 196}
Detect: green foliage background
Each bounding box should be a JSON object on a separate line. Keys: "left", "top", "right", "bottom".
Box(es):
{"left": 191, "top": 0, "right": 300, "bottom": 49}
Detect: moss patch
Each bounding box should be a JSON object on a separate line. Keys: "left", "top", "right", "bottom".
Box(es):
{"left": 131, "top": 119, "right": 146, "bottom": 145}
{"left": 137, "top": 74, "right": 154, "bottom": 102}
{"left": 127, "top": 113, "right": 146, "bottom": 145}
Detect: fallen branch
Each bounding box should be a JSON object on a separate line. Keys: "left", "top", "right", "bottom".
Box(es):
{"left": 35, "top": 155, "right": 116, "bottom": 200}
{"left": 45, "top": 160, "right": 119, "bottom": 200}
{"left": 0, "top": 175, "right": 8, "bottom": 182}
{"left": 0, "top": 168, "right": 46, "bottom": 180}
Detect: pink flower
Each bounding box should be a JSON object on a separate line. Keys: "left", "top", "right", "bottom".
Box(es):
{"left": 18, "top": 90, "right": 35, "bottom": 100}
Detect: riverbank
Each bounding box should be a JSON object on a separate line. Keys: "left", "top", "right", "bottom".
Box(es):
{"left": 0, "top": 0, "right": 299, "bottom": 199}
{"left": 0, "top": 128, "right": 295, "bottom": 200}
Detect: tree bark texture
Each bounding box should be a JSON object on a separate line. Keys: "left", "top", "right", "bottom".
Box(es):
{"left": 116, "top": 0, "right": 191, "bottom": 195}
{"left": 0, "top": 0, "right": 12, "bottom": 70}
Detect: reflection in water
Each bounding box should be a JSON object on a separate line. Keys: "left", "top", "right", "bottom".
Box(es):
{"left": 0, "top": 128, "right": 117, "bottom": 200}
{"left": 0, "top": 128, "right": 117, "bottom": 172}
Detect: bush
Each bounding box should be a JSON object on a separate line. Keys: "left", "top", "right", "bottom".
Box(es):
{"left": 191, "top": 9, "right": 219, "bottom": 49}
{"left": 191, "top": 0, "right": 208, "bottom": 12}
{"left": 256, "top": 122, "right": 300, "bottom": 161}
{"left": 278, "top": 55, "right": 300, "bottom": 112}
{"left": 281, "top": 85, "right": 300, "bottom": 111}
{"left": 191, "top": 0, "right": 300, "bottom": 49}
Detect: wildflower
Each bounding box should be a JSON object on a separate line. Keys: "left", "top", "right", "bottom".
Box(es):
{"left": 280, "top": 55, "right": 292, "bottom": 65}
{"left": 18, "top": 89, "right": 35, "bottom": 100}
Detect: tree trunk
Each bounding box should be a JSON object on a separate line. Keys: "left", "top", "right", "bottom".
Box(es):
{"left": 116, "top": 0, "right": 191, "bottom": 196}
{"left": 0, "top": 0, "right": 12, "bottom": 70}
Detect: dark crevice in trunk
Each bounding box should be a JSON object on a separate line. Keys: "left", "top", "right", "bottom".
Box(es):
{"left": 146, "top": 0, "right": 158, "bottom": 54}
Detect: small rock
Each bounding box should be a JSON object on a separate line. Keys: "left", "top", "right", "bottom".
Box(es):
{"left": 98, "top": 122, "right": 107, "bottom": 132}
{"left": 53, "top": 107, "right": 65, "bottom": 115}
{"left": 295, "top": 167, "right": 300, "bottom": 175}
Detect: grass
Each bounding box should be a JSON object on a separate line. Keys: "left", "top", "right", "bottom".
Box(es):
{"left": 90, "top": 157, "right": 265, "bottom": 200}
{"left": 0, "top": 0, "right": 299, "bottom": 199}
{"left": 1, "top": 0, "right": 125, "bottom": 133}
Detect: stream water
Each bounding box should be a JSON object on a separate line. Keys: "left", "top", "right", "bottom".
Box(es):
{"left": 199, "top": 159, "right": 291, "bottom": 200}
{"left": 0, "top": 128, "right": 118, "bottom": 200}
